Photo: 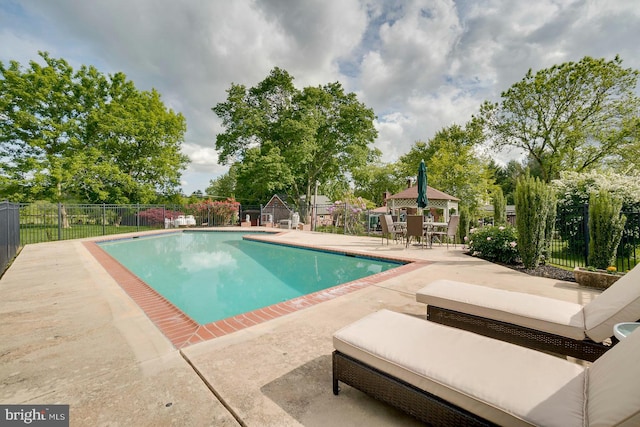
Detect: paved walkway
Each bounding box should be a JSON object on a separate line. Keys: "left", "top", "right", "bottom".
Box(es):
{"left": 0, "top": 229, "right": 601, "bottom": 426}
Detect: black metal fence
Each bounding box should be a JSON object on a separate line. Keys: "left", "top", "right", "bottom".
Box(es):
{"left": 14, "top": 201, "right": 383, "bottom": 246}
{"left": 0, "top": 201, "right": 20, "bottom": 273}
{"left": 18, "top": 203, "right": 243, "bottom": 245}
{"left": 8, "top": 199, "right": 639, "bottom": 271}
{"left": 551, "top": 204, "right": 639, "bottom": 271}
{"left": 242, "top": 202, "right": 382, "bottom": 234}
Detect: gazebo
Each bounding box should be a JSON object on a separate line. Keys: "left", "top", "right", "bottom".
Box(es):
{"left": 385, "top": 185, "right": 459, "bottom": 223}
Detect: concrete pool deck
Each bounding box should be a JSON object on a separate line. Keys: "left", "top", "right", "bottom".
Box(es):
{"left": 0, "top": 228, "right": 602, "bottom": 426}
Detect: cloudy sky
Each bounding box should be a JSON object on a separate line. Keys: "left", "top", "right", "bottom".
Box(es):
{"left": 2, "top": 0, "right": 639, "bottom": 195}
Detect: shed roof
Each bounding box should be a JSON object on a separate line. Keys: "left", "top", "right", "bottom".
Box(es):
{"left": 264, "top": 194, "right": 293, "bottom": 211}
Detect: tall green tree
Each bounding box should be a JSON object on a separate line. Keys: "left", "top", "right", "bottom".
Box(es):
{"left": 480, "top": 56, "right": 640, "bottom": 182}
{"left": 611, "top": 116, "right": 640, "bottom": 173}
{"left": 398, "top": 122, "right": 494, "bottom": 216}
{"left": 0, "top": 52, "right": 188, "bottom": 203}
{"left": 396, "top": 140, "right": 430, "bottom": 178}
{"left": 352, "top": 162, "right": 405, "bottom": 206}
{"left": 213, "top": 67, "right": 379, "bottom": 211}
{"left": 488, "top": 159, "right": 526, "bottom": 204}
{"left": 206, "top": 166, "right": 237, "bottom": 200}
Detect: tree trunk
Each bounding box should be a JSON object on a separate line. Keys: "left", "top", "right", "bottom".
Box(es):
{"left": 60, "top": 204, "right": 70, "bottom": 228}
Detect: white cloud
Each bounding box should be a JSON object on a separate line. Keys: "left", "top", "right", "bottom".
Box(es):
{"left": 181, "top": 143, "right": 220, "bottom": 172}
{"left": 2, "top": 0, "right": 640, "bottom": 195}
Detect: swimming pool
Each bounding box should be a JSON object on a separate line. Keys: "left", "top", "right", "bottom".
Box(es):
{"left": 98, "top": 231, "right": 403, "bottom": 325}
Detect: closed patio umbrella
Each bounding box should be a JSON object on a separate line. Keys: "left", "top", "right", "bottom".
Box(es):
{"left": 416, "top": 160, "right": 428, "bottom": 210}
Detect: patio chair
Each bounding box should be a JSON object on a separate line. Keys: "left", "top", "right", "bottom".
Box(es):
{"left": 429, "top": 215, "right": 459, "bottom": 248}
{"left": 415, "top": 263, "right": 640, "bottom": 361}
{"left": 380, "top": 214, "right": 404, "bottom": 245}
{"left": 405, "top": 215, "right": 426, "bottom": 248}
{"left": 333, "top": 309, "right": 640, "bottom": 426}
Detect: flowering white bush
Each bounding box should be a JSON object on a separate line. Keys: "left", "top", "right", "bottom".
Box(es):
{"left": 552, "top": 170, "right": 640, "bottom": 210}
{"left": 552, "top": 170, "right": 638, "bottom": 256}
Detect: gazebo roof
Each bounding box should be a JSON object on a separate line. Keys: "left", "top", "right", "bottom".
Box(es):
{"left": 387, "top": 185, "right": 459, "bottom": 201}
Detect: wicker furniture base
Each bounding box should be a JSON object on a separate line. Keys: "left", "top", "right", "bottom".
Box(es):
{"left": 332, "top": 351, "right": 496, "bottom": 426}
{"left": 427, "top": 305, "right": 616, "bottom": 362}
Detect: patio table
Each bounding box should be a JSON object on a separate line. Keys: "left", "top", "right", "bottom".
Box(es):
{"left": 396, "top": 222, "right": 448, "bottom": 248}
{"left": 426, "top": 222, "right": 448, "bottom": 245}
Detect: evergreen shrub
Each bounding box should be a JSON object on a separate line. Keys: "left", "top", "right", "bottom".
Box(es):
{"left": 588, "top": 190, "right": 626, "bottom": 269}
{"left": 515, "top": 175, "right": 554, "bottom": 268}
{"left": 492, "top": 188, "right": 507, "bottom": 225}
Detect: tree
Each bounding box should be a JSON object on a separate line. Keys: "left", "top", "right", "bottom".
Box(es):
{"left": 205, "top": 166, "right": 237, "bottom": 200}
{"left": 318, "top": 177, "right": 351, "bottom": 204}
{"left": 397, "top": 140, "right": 431, "bottom": 179}
{"left": 480, "top": 56, "right": 640, "bottom": 182}
{"left": 488, "top": 159, "right": 526, "bottom": 204}
{"left": 212, "top": 67, "right": 378, "bottom": 212}
{"left": 352, "top": 162, "right": 405, "bottom": 206}
{"left": 398, "top": 122, "right": 494, "bottom": 216}
{"left": 612, "top": 116, "right": 640, "bottom": 173}
{"left": 0, "top": 52, "right": 189, "bottom": 203}
{"left": 233, "top": 146, "right": 294, "bottom": 204}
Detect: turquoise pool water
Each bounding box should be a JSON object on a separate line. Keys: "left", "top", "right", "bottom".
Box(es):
{"left": 99, "top": 231, "right": 402, "bottom": 324}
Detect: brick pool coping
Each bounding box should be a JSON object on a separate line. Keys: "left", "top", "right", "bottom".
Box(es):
{"left": 83, "top": 234, "right": 429, "bottom": 349}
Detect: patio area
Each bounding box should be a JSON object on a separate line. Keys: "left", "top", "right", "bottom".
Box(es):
{"left": 0, "top": 229, "right": 602, "bottom": 426}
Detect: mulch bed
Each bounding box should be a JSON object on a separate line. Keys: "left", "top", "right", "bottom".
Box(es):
{"left": 464, "top": 252, "right": 576, "bottom": 282}
{"left": 499, "top": 263, "right": 576, "bottom": 282}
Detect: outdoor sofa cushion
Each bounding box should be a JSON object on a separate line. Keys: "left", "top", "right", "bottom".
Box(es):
{"left": 587, "top": 318, "right": 640, "bottom": 426}
{"left": 416, "top": 261, "right": 640, "bottom": 344}
{"left": 415, "top": 280, "right": 587, "bottom": 340}
{"left": 333, "top": 309, "right": 586, "bottom": 427}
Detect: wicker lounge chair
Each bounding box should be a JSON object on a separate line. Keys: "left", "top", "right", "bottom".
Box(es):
{"left": 415, "top": 263, "right": 640, "bottom": 361}
{"left": 333, "top": 309, "right": 640, "bottom": 426}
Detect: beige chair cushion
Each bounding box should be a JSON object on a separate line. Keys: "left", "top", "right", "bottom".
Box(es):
{"left": 416, "top": 280, "right": 586, "bottom": 340}
{"left": 588, "top": 326, "right": 640, "bottom": 426}
{"left": 333, "top": 309, "right": 586, "bottom": 427}
{"left": 583, "top": 264, "right": 640, "bottom": 342}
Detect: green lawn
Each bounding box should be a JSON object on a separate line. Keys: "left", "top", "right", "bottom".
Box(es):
{"left": 548, "top": 238, "right": 639, "bottom": 271}
{"left": 20, "top": 224, "right": 157, "bottom": 245}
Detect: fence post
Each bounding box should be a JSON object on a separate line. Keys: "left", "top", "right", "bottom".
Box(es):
{"left": 102, "top": 203, "right": 106, "bottom": 235}
{"left": 4, "top": 201, "right": 8, "bottom": 265}
{"left": 136, "top": 203, "right": 140, "bottom": 231}
{"left": 57, "top": 202, "right": 62, "bottom": 241}
{"left": 583, "top": 203, "right": 590, "bottom": 266}
{"left": 344, "top": 202, "right": 347, "bottom": 235}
